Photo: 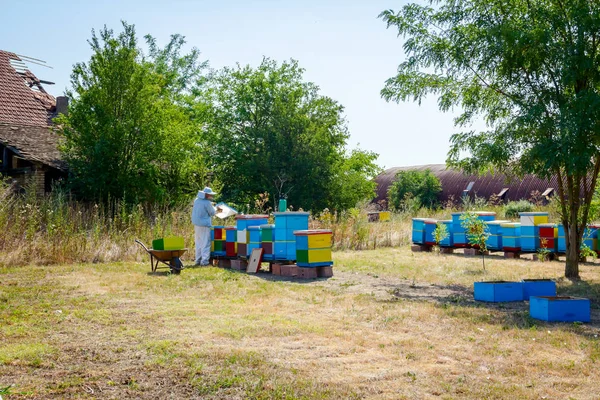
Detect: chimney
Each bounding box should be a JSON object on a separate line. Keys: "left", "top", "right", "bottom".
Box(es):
{"left": 56, "top": 96, "right": 69, "bottom": 116}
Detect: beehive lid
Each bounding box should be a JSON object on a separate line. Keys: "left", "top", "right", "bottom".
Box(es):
{"left": 501, "top": 222, "right": 521, "bottom": 227}
{"left": 538, "top": 223, "right": 557, "bottom": 228}
{"left": 225, "top": 226, "right": 236, "bottom": 230}
{"left": 518, "top": 212, "right": 548, "bottom": 216}
{"left": 451, "top": 212, "right": 464, "bottom": 216}
{"left": 235, "top": 214, "right": 269, "bottom": 220}
{"left": 474, "top": 211, "right": 496, "bottom": 216}
{"left": 438, "top": 219, "right": 452, "bottom": 223}
{"left": 487, "top": 220, "right": 511, "bottom": 225}
{"left": 213, "top": 225, "right": 225, "bottom": 229}
{"left": 424, "top": 219, "right": 438, "bottom": 224}
{"left": 413, "top": 217, "right": 436, "bottom": 221}
{"left": 259, "top": 224, "right": 275, "bottom": 229}
{"left": 293, "top": 229, "right": 333, "bottom": 236}
{"left": 273, "top": 212, "right": 310, "bottom": 216}
{"left": 247, "top": 226, "right": 261, "bottom": 231}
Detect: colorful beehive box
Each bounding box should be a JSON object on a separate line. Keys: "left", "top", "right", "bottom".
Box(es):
{"left": 294, "top": 229, "right": 333, "bottom": 267}
{"left": 474, "top": 211, "right": 497, "bottom": 222}
{"left": 260, "top": 224, "right": 275, "bottom": 260}
{"left": 557, "top": 224, "right": 566, "bottom": 252}
{"left": 274, "top": 212, "right": 309, "bottom": 260}
{"left": 424, "top": 219, "right": 438, "bottom": 245}
{"left": 519, "top": 212, "right": 548, "bottom": 226}
{"left": 152, "top": 236, "right": 185, "bottom": 251}
{"left": 437, "top": 220, "right": 453, "bottom": 247}
{"left": 379, "top": 211, "right": 391, "bottom": 222}
{"left": 412, "top": 218, "right": 431, "bottom": 245}
{"left": 521, "top": 226, "right": 540, "bottom": 252}
{"left": 530, "top": 296, "right": 590, "bottom": 322}
{"left": 522, "top": 279, "right": 557, "bottom": 301}
{"left": 225, "top": 226, "right": 237, "bottom": 257}
{"left": 486, "top": 220, "right": 510, "bottom": 250}
{"left": 474, "top": 281, "right": 524, "bottom": 302}
{"left": 501, "top": 222, "right": 521, "bottom": 251}
{"left": 583, "top": 226, "right": 598, "bottom": 251}
{"left": 590, "top": 225, "right": 600, "bottom": 252}
{"left": 538, "top": 223, "right": 558, "bottom": 253}
{"left": 247, "top": 226, "right": 262, "bottom": 257}
{"left": 211, "top": 225, "right": 226, "bottom": 256}
{"left": 236, "top": 215, "right": 269, "bottom": 258}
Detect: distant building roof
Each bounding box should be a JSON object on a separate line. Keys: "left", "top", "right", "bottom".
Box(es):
{"left": 375, "top": 164, "right": 559, "bottom": 204}
{"left": 0, "top": 122, "right": 66, "bottom": 170}
{"left": 0, "top": 50, "right": 56, "bottom": 127}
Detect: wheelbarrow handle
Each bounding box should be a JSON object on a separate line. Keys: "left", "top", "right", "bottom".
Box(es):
{"left": 135, "top": 239, "right": 150, "bottom": 253}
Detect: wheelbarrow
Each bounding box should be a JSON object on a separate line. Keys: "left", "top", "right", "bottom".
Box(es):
{"left": 135, "top": 239, "right": 186, "bottom": 274}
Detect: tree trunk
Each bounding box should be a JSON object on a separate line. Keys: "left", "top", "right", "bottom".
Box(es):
{"left": 565, "top": 219, "right": 580, "bottom": 280}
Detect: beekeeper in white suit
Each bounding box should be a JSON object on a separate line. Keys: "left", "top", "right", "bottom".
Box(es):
{"left": 191, "top": 187, "right": 222, "bottom": 266}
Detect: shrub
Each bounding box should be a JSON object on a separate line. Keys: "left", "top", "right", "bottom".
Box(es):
{"left": 387, "top": 169, "right": 442, "bottom": 211}
{"left": 503, "top": 200, "right": 534, "bottom": 219}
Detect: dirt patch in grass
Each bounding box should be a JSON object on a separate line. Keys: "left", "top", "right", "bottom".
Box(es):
{"left": 2, "top": 248, "right": 600, "bottom": 399}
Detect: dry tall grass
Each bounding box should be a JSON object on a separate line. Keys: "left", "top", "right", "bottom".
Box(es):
{"left": 0, "top": 183, "right": 556, "bottom": 266}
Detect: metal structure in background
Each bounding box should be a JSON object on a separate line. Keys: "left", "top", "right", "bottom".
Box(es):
{"left": 374, "top": 164, "right": 560, "bottom": 205}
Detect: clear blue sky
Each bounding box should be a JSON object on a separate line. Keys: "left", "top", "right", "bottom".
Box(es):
{"left": 0, "top": 0, "right": 458, "bottom": 170}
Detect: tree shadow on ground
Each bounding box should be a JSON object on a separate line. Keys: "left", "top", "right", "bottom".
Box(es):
{"left": 383, "top": 280, "right": 600, "bottom": 334}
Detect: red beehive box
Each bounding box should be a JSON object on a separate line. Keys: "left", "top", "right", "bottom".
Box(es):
{"left": 225, "top": 242, "right": 236, "bottom": 257}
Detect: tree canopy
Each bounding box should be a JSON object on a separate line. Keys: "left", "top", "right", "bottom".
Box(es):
{"left": 388, "top": 169, "right": 442, "bottom": 210}
{"left": 195, "top": 58, "right": 379, "bottom": 211}
{"left": 381, "top": 0, "right": 600, "bottom": 278}
{"left": 59, "top": 22, "right": 208, "bottom": 205}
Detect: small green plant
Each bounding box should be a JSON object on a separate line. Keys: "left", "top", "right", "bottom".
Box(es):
{"left": 0, "top": 384, "right": 13, "bottom": 396}
{"left": 460, "top": 212, "right": 490, "bottom": 270}
{"left": 579, "top": 244, "right": 597, "bottom": 262}
{"left": 537, "top": 237, "right": 551, "bottom": 262}
{"left": 432, "top": 222, "right": 449, "bottom": 255}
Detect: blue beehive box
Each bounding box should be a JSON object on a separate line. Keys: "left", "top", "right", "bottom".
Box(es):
{"left": 582, "top": 226, "right": 597, "bottom": 250}
{"left": 530, "top": 296, "right": 590, "bottom": 322}
{"left": 557, "top": 224, "right": 566, "bottom": 252}
{"left": 522, "top": 279, "right": 557, "bottom": 300}
{"left": 487, "top": 220, "right": 509, "bottom": 250}
{"left": 412, "top": 218, "right": 430, "bottom": 244}
{"left": 274, "top": 241, "right": 296, "bottom": 260}
{"left": 274, "top": 212, "right": 309, "bottom": 241}
{"left": 474, "top": 211, "right": 496, "bottom": 222}
{"left": 424, "top": 219, "right": 437, "bottom": 245}
{"left": 521, "top": 225, "right": 540, "bottom": 252}
{"left": 474, "top": 281, "right": 524, "bottom": 302}
{"left": 501, "top": 222, "right": 521, "bottom": 251}
{"left": 438, "top": 220, "right": 453, "bottom": 247}
{"left": 451, "top": 212, "right": 465, "bottom": 232}
{"left": 225, "top": 226, "right": 236, "bottom": 242}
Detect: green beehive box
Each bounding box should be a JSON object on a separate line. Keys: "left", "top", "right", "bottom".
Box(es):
{"left": 213, "top": 240, "right": 224, "bottom": 252}
{"left": 152, "top": 236, "right": 185, "bottom": 251}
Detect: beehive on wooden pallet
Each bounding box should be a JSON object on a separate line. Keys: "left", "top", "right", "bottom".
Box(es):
{"left": 211, "top": 226, "right": 226, "bottom": 257}
{"left": 412, "top": 218, "right": 432, "bottom": 245}
{"left": 236, "top": 215, "right": 268, "bottom": 258}
{"left": 487, "top": 220, "right": 510, "bottom": 250}
{"left": 538, "top": 223, "right": 558, "bottom": 253}
{"left": 294, "top": 229, "right": 333, "bottom": 269}
{"left": 424, "top": 219, "right": 438, "bottom": 246}
{"left": 260, "top": 224, "right": 275, "bottom": 260}
{"left": 437, "top": 220, "right": 453, "bottom": 247}
{"left": 247, "top": 226, "right": 262, "bottom": 257}
{"left": 519, "top": 212, "right": 548, "bottom": 252}
{"left": 225, "top": 226, "right": 237, "bottom": 257}
{"left": 501, "top": 222, "right": 521, "bottom": 252}
{"left": 274, "top": 212, "right": 309, "bottom": 261}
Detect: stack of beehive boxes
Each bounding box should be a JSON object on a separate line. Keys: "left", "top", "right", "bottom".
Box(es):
{"left": 501, "top": 222, "right": 521, "bottom": 252}
{"left": 294, "top": 229, "right": 333, "bottom": 278}
{"left": 247, "top": 226, "right": 262, "bottom": 257}
{"left": 260, "top": 224, "right": 275, "bottom": 260}
{"left": 437, "top": 220, "right": 453, "bottom": 247}
{"left": 538, "top": 223, "right": 558, "bottom": 253}
{"left": 236, "top": 215, "right": 269, "bottom": 258}
{"left": 211, "top": 226, "right": 226, "bottom": 257}
{"left": 225, "top": 226, "right": 237, "bottom": 257}
{"left": 274, "top": 212, "right": 309, "bottom": 260}
{"left": 519, "top": 212, "right": 548, "bottom": 252}
{"left": 487, "top": 220, "right": 510, "bottom": 250}
{"left": 411, "top": 218, "right": 431, "bottom": 245}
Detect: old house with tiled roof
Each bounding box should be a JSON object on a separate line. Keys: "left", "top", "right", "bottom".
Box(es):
{"left": 0, "top": 50, "right": 67, "bottom": 194}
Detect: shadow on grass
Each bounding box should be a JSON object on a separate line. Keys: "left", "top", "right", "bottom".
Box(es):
{"left": 384, "top": 279, "right": 600, "bottom": 333}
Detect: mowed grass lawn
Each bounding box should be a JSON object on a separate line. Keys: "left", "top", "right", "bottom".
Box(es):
{"left": 1, "top": 248, "right": 600, "bottom": 399}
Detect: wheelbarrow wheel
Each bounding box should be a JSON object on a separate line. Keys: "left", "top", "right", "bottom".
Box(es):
{"left": 170, "top": 257, "right": 184, "bottom": 275}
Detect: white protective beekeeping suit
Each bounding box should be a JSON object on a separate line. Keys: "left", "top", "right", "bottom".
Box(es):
{"left": 191, "top": 188, "right": 218, "bottom": 265}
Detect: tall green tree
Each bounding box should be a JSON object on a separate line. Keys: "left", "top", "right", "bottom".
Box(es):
{"left": 195, "top": 58, "right": 379, "bottom": 211}
{"left": 388, "top": 169, "right": 442, "bottom": 210}
{"left": 381, "top": 0, "right": 600, "bottom": 279}
{"left": 59, "top": 22, "right": 207, "bottom": 205}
